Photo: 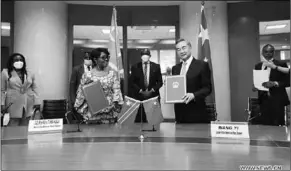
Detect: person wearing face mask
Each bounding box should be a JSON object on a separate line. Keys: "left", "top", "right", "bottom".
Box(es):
{"left": 69, "top": 52, "right": 92, "bottom": 111}
{"left": 129, "top": 48, "right": 163, "bottom": 123}
{"left": 1, "top": 53, "right": 40, "bottom": 126}
{"left": 74, "top": 48, "right": 123, "bottom": 124}
{"left": 252, "top": 44, "right": 290, "bottom": 126}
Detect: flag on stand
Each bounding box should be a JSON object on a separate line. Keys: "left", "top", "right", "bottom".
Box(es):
{"left": 108, "top": 6, "right": 124, "bottom": 80}
{"left": 118, "top": 96, "right": 140, "bottom": 125}
{"left": 142, "top": 96, "right": 163, "bottom": 125}
{"left": 197, "top": 1, "right": 215, "bottom": 104}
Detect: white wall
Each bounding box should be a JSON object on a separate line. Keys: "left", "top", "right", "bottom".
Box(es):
{"left": 14, "top": 1, "right": 69, "bottom": 104}
{"left": 180, "top": 1, "right": 231, "bottom": 121}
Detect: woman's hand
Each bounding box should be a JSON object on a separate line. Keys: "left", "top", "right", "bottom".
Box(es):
{"left": 113, "top": 101, "right": 122, "bottom": 113}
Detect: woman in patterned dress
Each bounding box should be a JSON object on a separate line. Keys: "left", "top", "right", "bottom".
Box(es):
{"left": 74, "top": 48, "right": 124, "bottom": 124}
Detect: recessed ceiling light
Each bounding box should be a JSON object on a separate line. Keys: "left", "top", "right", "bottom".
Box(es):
{"left": 160, "top": 39, "right": 175, "bottom": 45}
{"left": 102, "top": 29, "right": 110, "bottom": 34}
{"left": 1, "top": 25, "right": 10, "bottom": 30}
{"left": 84, "top": 44, "right": 108, "bottom": 49}
{"left": 138, "top": 40, "right": 158, "bottom": 44}
{"left": 73, "top": 40, "right": 84, "bottom": 44}
{"left": 91, "top": 40, "right": 109, "bottom": 43}
{"left": 169, "top": 28, "right": 175, "bottom": 33}
{"left": 1, "top": 22, "right": 10, "bottom": 30}
{"left": 266, "top": 24, "right": 287, "bottom": 29}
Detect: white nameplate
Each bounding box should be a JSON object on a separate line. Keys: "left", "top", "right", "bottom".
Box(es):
{"left": 210, "top": 121, "right": 250, "bottom": 139}
{"left": 28, "top": 119, "right": 63, "bottom": 134}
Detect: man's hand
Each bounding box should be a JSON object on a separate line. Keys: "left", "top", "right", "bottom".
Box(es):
{"left": 182, "top": 93, "right": 195, "bottom": 104}
{"left": 140, "top": 89, "right": 154, "bottom": 98}
{"left": 262, "top": 81, "right": 277, "bottom": 88}
{"left": 252, "top": 86, "right": 258, "bottom": 92}
{"left": 263, "top": 61, "right": 276, "bottom": 69}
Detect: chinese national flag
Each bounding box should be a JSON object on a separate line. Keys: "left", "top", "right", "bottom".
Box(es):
{"left": 142, "top": 96, "right": 163, "bottom": 125}
{"left": 197, "top": 3, "right": 215, "bottom": 104}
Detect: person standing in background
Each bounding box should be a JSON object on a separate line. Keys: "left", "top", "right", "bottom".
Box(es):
{"left": 253, "top": 44, "right": 290, "bottom": 126}
{"left": 129, "top": 49, "right": 163, "bottom": 122}
{"left": 1, "top": 53, "right": 40, "bottom": 126}
{"left": 69, "top": 52, "right": 92, "bottom": 110}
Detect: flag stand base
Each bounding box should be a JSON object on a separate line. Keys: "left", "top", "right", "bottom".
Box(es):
{"left": 138, "top": 134, "right": 146, "bottom": 141}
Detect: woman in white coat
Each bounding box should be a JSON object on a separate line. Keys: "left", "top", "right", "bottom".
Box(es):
{"left": 1, "top": 53, "right": 40, "bottom": 126}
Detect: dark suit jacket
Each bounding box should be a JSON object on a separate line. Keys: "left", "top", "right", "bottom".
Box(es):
{"left": 69, "top": 64, "right": 84, "bottom": 106}
{"left": 129, "top": 61, "right": 163, "bottom": 101}
{"left": 254, "top": 60, "right": 290, "bottom": 107}
{"left": 172, "top": 57, "right": 212, "bottom": 123}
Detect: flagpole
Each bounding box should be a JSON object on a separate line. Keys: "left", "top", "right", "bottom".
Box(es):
{"left": 113, "top": 6, "right": 119, "bottom": 80}
{"left": 138, "top": 103, "right": 145, "bottom": 141}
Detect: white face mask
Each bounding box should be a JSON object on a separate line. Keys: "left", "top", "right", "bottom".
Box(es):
{"left": 84, "top": 59, "right": 92, "bottom": 66}
{"left": 13, "top": 61, "right": 24, "bottom": 69}
{"left": 141, "top": 55, "right": 150, "bottom": 63}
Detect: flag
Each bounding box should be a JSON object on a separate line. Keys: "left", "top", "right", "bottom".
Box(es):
{"left": 118, "top": 96, "right": 140, "bottom": 125}
{"left": 108, "top": 7, "right": 124, "bottom": 80}
{"left": 197, "top": 2, "right": 215, "bottom": 104}
{"left": 142, "top": 96, "right": 163, "bottom": 125}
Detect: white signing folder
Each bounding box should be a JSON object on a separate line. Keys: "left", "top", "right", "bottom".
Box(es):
{"left": 253, "top": 70, "right": 269, "bottom": 91}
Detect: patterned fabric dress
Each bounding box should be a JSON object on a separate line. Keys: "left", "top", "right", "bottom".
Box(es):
{"left": 74, "top": 69, "right": 124, "bottom": 124}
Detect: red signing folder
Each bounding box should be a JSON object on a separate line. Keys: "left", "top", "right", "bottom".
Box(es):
{"left": 165, "top": 75, "right": 186, "bottom": 103}
{"left": 82, "top": 81, "right": 109, "bottom": 114}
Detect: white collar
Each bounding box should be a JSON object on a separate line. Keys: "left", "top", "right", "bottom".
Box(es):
{"left": 182, "top": 56, "right": 194, "bottom": 65}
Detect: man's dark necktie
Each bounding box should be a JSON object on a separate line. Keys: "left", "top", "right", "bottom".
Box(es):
{"left": 143, "top": 62, "right": 149, "bottom": 88}
{"left": 87, "top": 66, "right": 91, "bottom": 71}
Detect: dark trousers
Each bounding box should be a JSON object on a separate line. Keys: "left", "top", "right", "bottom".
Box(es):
{"left": 134, "top": 104, "right": 148, "bottom": 123}
{"left": 258, "top": 97, "right": 286, "bottom": 126}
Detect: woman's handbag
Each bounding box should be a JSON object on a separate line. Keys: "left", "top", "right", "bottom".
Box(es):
{"left": 1, "top": 103, "right": 13, "bottom": 127}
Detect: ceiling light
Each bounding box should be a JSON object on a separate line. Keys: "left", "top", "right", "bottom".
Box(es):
{"left": 160, "top": 39, "right": 175, "bottom": 45}
{"left": 169, "top": 28, "right": 175, "bottom": 32}
{"left": 282, "top": 45, "right": 288, "bottom": 48}
{"left": 73, "top": 40, "right": 84, "bottom": 44}
{"left": 266, "top": 24, "right": 287, "bottom": 29}
{"left": 138, "top": 40, "right": 158, "bottom": 44}
{"left": 91, "top": 39, "right": 109, "bottom": 43}
{"left": 102, "top": 29, "right": 110, "bottom": 34}
{"left": 84, "top": 44, "right": 108, "bottom": 49}
{"left": 1, "top": 25, "right": 10, "bottom": 30}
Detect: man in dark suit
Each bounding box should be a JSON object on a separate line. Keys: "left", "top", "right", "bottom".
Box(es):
{"left": 68, "top": 52, "right": 92, "bottom": 122}
{"left": 129, "top": 49, "right": 163, "bottom": 122}
{"left": 253, "top": 44, "right": 290, "bottom": 126}
{"left": 172, "top": 38, "right": 212, "bottom": 123}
